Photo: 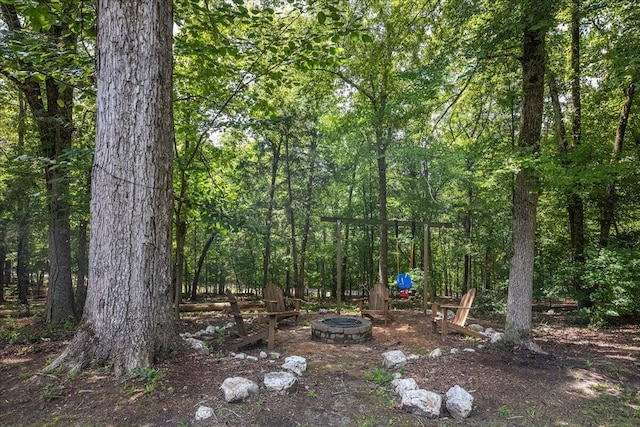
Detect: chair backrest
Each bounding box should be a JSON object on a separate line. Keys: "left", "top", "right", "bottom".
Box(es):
{"left": 452, "top": 288, "right": 476, "bottom": 327}
{"left": 225, "top": 289, "right": 247, "bottom": 336}
{"left": 263, "top": 283, "right": 286, "bottom": 312}
{"left": 369, "top": 283, "right": 389, "bottom": 310}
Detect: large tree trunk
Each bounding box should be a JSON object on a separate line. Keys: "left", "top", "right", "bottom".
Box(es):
{"left": 47, "top": 0, "right": 179, "bottom": 374}
{"left": 505, "top": 0, "right": 551, "bottom": 348}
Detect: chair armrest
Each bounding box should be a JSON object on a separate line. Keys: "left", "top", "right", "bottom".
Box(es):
{"left": 439, "top": 304, "right": 472, "bottom": 310}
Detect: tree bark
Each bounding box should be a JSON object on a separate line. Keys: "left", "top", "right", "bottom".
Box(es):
{"left": 0, "top": 3, "right": 76, "bottom": 323}
{"left": 190, "top": 231, "right": 216, "bottom": 301}
{"left": 48, "top": 0, "right": 179, "bottom": 374}
{"left": 505, "top": 0, "right": 552, "bottom": 347}
{"left": 296, "top": 135, "right": 317, "bottom": 299}
{"left": 600, "top": 81, "right": 635, "bottom": 247}
{"left": 262, "top": 137, "right": 281, "bottom": 287}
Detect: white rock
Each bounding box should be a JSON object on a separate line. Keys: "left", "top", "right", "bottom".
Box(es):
{"left": 401, "top": 389, "right": 442, "bottom": 418}
{"left": 259, "top": 351, "right": 268, "bottom": 359}
{"left": 246, "top": 355, "right": 258, "bottom": 362}
{"left": 446, "top": 385, "right": 474, "bottom": 419}
{"left": 490, "top": 332, "right": 504, "bottom": 344}
{"left": 484, "top": 328, "right": 496, "bottom": 337}
{"left": 234, "top": 353, "right": 247, "bottom": 359}
{"left": 195, "top": 405, "right": 214, "bottom": 421}
{"left": 264, "top": 371, "right": 298, "bottom": 393}
{"left": 220, "top": 377, "right": 259, "bottom": 403}
{"left": 391, "top": 378, "right": 418, "bottom": 395}
{"left": 205, "top": 325, "right": 219, "bottom": 334}
{"left": 183, "top": 337, "right": 209, "bottom": 355}
{"left": 282, "top": 356, "right": 307, "bottom": 376}
{"left": 463, "top": 348, "right": 475, "bottom": 353}
{"left": 449, "top": 348, "right": 459, "bottom": 354}
{"left": 393, "top": 372, "right": 403, "bottom": 380}
{"left": 407, "top": 354, "right": 420, "bottom": 361}
{"left": 429, "top": 348, "right": 443, "bottom": 358}
{"left": 383, "top": 350, "right": 407, "bottom": 369}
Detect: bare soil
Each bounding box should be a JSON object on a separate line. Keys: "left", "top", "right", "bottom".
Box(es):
{"left": 1, "top": 302, "right": 640, "bottom": 427}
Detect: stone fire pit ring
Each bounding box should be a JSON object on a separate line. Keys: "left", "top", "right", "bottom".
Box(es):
{"left": 311, "top": 316, "right": 372, "bottom": 345}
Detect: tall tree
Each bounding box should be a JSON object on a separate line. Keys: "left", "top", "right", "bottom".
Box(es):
{"left": 504, "top": 0, "right": 554, "bottom": 349}
{"left": 0, "top": 1, "right": 79, "bottom": 322}
{"left": 47, "top": 0, "right": 179, "bottom": 374}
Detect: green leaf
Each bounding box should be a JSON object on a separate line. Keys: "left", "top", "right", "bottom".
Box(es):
{"left": 361, "top": 34, "right": 373, "bottom": 43}
{"left": 317, "top": 12, "right": 327, "bottom": 25}
{"left": 56, "top": 99, "right": 65, "bottom": 108}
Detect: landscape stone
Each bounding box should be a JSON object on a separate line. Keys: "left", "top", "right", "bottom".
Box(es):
{"left": 220, "top": 377, "right": 259, "bottom": 403}
{"left": 391, "top": 378, "right": 418, "bottom": 395}
{"left": 400, "top": 389, "right": 442, "bottom": 418}
{"left": 264, "top": 371, "right": 298, "bottom": 393}
{"left": 282, "top": 355, "right": 307, "bottom": 376}
{"left": 383, "top": 350, "right": 407, "bottom": 369}
{"left": 429, "top": 348, "right": 443, "bottom": 358}
{"left": 446, "top": 385, "right": 474, "bottom": 419}
{"left": 195, "top": 406, "right": 214, "bottom": 420}
{"left": 490, "top": 332, "right": 504, "bottom": 344}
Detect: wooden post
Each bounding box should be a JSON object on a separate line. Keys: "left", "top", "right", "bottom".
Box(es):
{"left": 336, "top": 220, "right": 342, "bottom": 314}
{"left": 423, "top": 223, "right": 430, "bottom": 313}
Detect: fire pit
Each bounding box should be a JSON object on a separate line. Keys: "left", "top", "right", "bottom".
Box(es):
{"left": 311, "top": 316, "right": 372, "bottom": 345}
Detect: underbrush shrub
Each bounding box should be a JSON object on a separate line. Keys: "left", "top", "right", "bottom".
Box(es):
{"left": 583, "top": 248, "right": 640, "bottom": 327}
{"left": 474, "top": 288, "right": 507, "bottom": 314}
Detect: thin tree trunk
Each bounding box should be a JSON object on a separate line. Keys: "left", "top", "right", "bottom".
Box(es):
{"left": 17, "top": 213, "right": 29, "bottom": 305}
{"left": 296, "top": 136, "right": 318, "bottom": 299}
{"left": 262, "top": 137, "right": 281, "bottom": 288}
{"left": 191, "top": 231, "right": 216, "bottom": 301}
{"left": 600, "top": 81, "right": 635, "bottom": 247}
{"left": 48, "top": 0, "right": 179, "bottom": 374}
{"left": 75, "top": 219, "right": 88, "bottom": 316}
{"left": 0, "top": 4, "right": 77, "bottom": 323}
{"left": 284, "top": 136, "right": 299, "bottom": 296}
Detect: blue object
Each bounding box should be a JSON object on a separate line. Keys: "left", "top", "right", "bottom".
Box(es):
{"left": 396, "top": 273, "right": 412, "bottom": 290}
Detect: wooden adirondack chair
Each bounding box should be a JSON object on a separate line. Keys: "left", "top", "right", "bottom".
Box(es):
{"left": 262, "top": 283, "right": 301, "bottom": 325}
{"left": 225, "top": 290, "right": 277, "bottom": 350}
{"left": 431, "top": 288, "right": 486, "bottom": 339}
{"left": 358, "top": 283, "right": 393, "bottom": 326}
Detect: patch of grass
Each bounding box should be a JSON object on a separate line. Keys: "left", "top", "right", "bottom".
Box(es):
{"left": 363, "top": 367, "right": 394, "bottom": 386}
{"left": 498, "top": 405, "right": 516, "bottom": 418}
{"left": 41, "top": 383, "right": 65, "bottom": 402}
{"left": 306, "top": 389, "right": 318, "bottom": 398}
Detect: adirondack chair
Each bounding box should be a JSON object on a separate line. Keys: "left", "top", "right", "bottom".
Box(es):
{"left": 431, "top": 288, "right": 486, "bottom": 339}
{"left": 225, "top": 290, "right": 277, "bottom": 350}
{"left": 262, "top": 283, "right": 301, "bottom": 325}
{"left": 358, "top": 283, "right": 393, "bottom": 326}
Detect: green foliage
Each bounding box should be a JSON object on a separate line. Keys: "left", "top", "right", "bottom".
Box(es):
{"left": 474, "top": 288, "right": 508, "bottom": 314}
{"left": 583, "top": 249, "right": 640, "bottom": 327}
{"left": 363, "top": 367, "right": 394, "bottom": 386}
{"left": 40, "top": 383, "right": 64, "bottom": 402}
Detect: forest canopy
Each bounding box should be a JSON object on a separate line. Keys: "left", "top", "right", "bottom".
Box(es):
{"left": 1, "top": 0, "right": 639, "bottom": 335}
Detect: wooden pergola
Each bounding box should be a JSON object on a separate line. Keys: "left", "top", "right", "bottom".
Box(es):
{"left": 320, "top": 216, "right": 453, "bottom": 313}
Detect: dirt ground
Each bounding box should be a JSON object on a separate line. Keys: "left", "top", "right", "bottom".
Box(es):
{"left": 1, "top": 301, "right": 640, "bottom": 427}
